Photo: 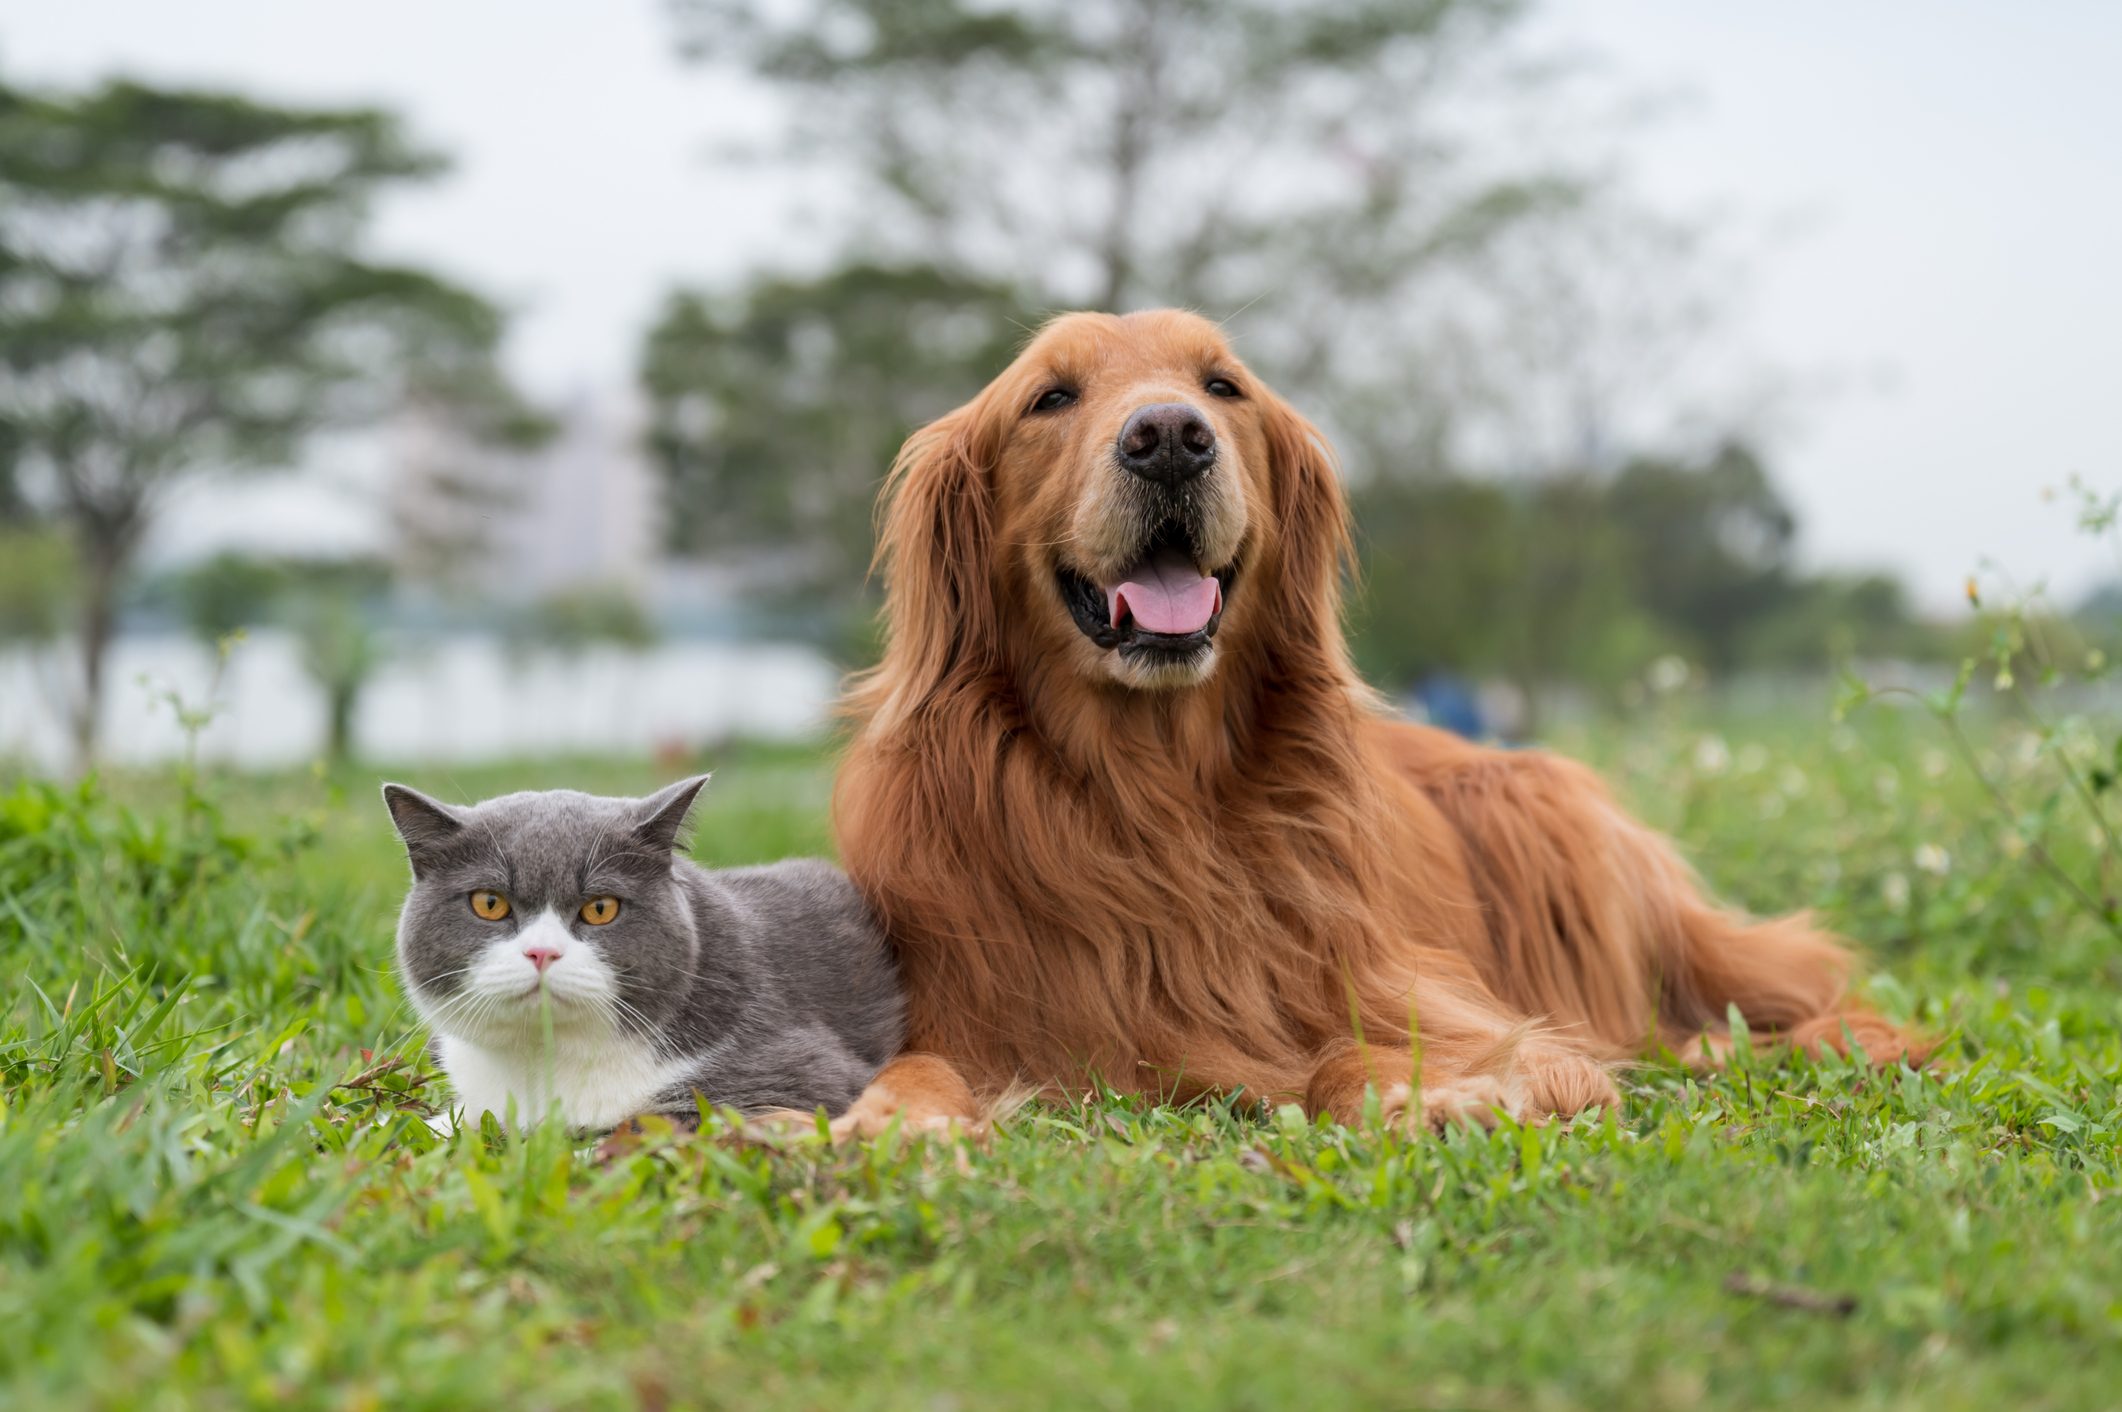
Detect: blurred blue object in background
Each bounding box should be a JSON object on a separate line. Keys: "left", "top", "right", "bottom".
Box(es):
{"left": 1408, "top": 672, "right": 1486, "bottom": 741}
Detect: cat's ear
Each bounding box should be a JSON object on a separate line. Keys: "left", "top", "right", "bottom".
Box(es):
{"left": 381, "top": 784, "right": 465, "bottom": 876}
{"left": 633, "top": 773, "right": 711, "bottom": 854}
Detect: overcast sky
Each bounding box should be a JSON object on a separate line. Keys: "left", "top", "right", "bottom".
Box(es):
{"left": 7, "top": 1, "right": 2119, "bottom": 610}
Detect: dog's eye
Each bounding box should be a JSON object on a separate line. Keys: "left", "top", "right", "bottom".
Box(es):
{"left": 1205, "top": 378, "right": 1242, "bottom": 399}
{"left": 1030, "top": 387, "right": 1077, "bottom": 413}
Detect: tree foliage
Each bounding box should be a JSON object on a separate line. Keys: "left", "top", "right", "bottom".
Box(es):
{"left": 0, "top": 526, "right": 74, "bottom": 642}
{"left": 641, "top": 263, "right": 1025, "bottom": 620}
{"left": 170, "top": 552, "right": 287, "bottom": 645}
{"left": 670, "top": 0, "right": 1561, "bottom": 315}
{"left": 290, "top": 580, "right": 388, "bottom": 765}
{"left": 0, "top": 76, "right": 539, "bottom": 761}
{"left": 1352, "top": 443, "right": 1922, "bottom": 701}
{"left": 167, "top": 552, "right": 394, "bottom": 762}
{"left": 515, "top": 585, "right": 659, "bottom": 653}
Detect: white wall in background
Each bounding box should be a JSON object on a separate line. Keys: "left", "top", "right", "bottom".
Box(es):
{"left": 0, "top": 631, "right": 838, "bottom": 772}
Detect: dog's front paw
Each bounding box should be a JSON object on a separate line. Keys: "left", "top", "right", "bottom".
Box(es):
{"left": 828, "top": 1054, "right": 981, "bottom": 1143}
{"left": 1512, "top": 1044, "right": 1620, "bottom": 1120}
{"left": 1378, "top": 1076, "right": 1513, "bottom": 1132}
{"left": 1378, "top": 1045, "right": 1617, "bottom": 1133}
{"left": 827, "top": 1091, "right": 966, "bottom": 1142}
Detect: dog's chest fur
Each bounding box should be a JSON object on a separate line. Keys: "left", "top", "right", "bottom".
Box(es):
{"left": 436, "top": 1031, "right": 693, "bottom": 1131}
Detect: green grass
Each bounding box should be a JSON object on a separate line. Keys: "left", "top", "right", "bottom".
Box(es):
{"left": 3, "top": 706, "right": 2120, "bottom": 1410}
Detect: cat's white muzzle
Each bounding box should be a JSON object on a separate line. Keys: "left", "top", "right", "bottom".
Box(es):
{"left": 423, "top": 909, "right": 625, "bottom": 1042}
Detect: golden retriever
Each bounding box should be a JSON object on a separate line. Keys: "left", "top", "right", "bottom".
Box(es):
{"left": 830, "top": 309, "right": 1920, "bottom": 1136}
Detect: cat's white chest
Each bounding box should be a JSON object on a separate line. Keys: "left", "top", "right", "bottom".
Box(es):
{"left": 437, "top": 1032, "right": 693, "bottom": 1131}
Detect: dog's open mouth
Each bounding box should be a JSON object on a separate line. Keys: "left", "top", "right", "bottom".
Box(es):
{"left": 1058, "top": 521, "right": 1237, "bottom": 662}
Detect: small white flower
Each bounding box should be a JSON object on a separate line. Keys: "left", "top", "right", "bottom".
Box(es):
{"left": 1647, "top": 655, "right": 1691, "bottom": 695}
{"left": 1694, "top": 736, "right": 1731, "bottom": 775}
{"left": 1913, "top": 843, "right": 1951, "bottom": 876}
{"left": 1881, "top": 872, "right": 1911, "bottom": 911}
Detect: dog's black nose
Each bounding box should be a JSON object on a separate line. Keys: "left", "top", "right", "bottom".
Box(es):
{"left": 1117, "top": 403, "right": 1216, "bottom": 486}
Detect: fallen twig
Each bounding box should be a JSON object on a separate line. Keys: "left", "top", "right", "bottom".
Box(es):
{"left": 1724, "top": 1272, "right": 1857, "bottom": 1316}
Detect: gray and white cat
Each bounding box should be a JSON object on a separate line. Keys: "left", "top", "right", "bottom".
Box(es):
{"left": 382, "top": 775, "right": 903, "bottom": 1131}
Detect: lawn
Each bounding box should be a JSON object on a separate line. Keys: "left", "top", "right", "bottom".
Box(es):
{"left": 2, "top": 699, "right": 2119, "bottom": 1410}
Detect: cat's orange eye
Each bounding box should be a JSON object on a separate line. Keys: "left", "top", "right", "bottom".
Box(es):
{"left": 469, "top": 890, "right": 511, "bottom": 921}
{"left": 579, "top": 896, "right": 620, "bottom": 926}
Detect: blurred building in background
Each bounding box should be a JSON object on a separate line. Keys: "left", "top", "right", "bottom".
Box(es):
{"left": 389, "top": 389, "right": 660, "bottom": 602}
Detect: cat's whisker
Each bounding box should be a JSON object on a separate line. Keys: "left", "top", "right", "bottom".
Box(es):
{"left": 420, "top": 970, "right": 492, "bottom": 1009}
{"left": 411, "top": 964, "right": 482, "bottom": 994}
{"left": 423, "top": 983, "right": 510, "bottom": 1036}
{"left": 601, "top": 993, "right": 662, "bottom": 1044}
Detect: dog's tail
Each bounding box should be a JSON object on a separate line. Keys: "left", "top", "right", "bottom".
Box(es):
{"left": 1652, "top": 900, "right": 1929, "bottom": 1068}
{"left": 1415, "top": 742, "right": 1928, "bottom": 1067}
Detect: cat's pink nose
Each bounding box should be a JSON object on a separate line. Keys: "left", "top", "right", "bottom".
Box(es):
{"left": 522, "top": 945, "right": 562, "bottom": 973}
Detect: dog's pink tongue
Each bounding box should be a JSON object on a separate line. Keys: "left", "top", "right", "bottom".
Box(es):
{"left": 1108, "top": 554, "right": 1222, "bottom": 635}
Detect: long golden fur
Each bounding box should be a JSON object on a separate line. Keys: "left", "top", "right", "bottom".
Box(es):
{"left": 830, "top": 309, "right": 1920, "bottom": 1136}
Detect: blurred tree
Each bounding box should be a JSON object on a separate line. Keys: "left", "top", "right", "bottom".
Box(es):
{"left": 171, "top": 553, "right": 287, "bottom": 645}
{"left": 0, "top": 416, "right": 24, "bottom": 521}
{"left": 641, "top": 263, "right": 1024, "bottom": 629}
{"left": 516, "top": 584, "right": 659, "bottom": 653}
{"left": 0, "top": 527, "right": 74, "bottom": 644}
{"left": 0, "top": 78, "right": 542, "bottom": 764}
{"left": 1742, "top": 572, "right": 1930, "bottom": 670}
{"left": 288, "top": 565, "right": 390, "bottom": 765}
{"left": 1603, "top": 443, "right": 1796, "bottom": 675}
{"left": 1350, "top": 476, "right": 1520, "bottom": 686}
{"left": 0, "top": 525, "right": 77, "bottom": 761}
{"left": 1352, "top": 441, "right": 1921, "bottom": 706}
{"left": 167, "top": 552, "right": 393, "bottom": 763}
{"left": 667, "top": 0, "right": 1586, "bottom": 331}
{"left": 1351, "top": 472, "right": 1671, "bottom": 716}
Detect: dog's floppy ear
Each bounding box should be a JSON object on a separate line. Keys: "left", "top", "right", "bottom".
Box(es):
{"left": 1258, "top": 387, "right": 1357, "bottom": 657}
{"left": 868, "top": 393, "right": 1004, "bottom": 719}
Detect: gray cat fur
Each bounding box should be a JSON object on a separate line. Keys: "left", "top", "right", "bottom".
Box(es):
{"left": 383, "top": 776, "right": 904, "bottom": 1124}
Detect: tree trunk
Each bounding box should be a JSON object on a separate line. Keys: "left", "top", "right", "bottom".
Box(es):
{"left": 71, "top": 538, "right": 125, "bottom": 770}
{"left": 1092, "top": 0, "right": 1162, "bottom": 311}
{"left": 326, "top": 683, "right": 358, "bottom": 763}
